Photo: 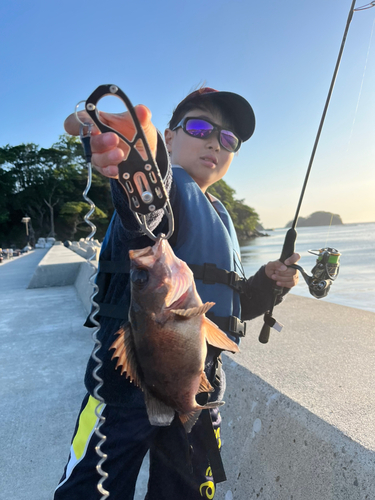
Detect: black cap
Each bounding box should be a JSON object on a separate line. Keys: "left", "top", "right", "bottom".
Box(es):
{"left": 170, "top": 87, "right": 256, "bottom": 142}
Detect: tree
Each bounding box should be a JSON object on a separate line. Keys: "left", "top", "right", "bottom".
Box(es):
{"left": 207, "top": 179, "right": 260, "bottom": 239}
{"left": 0, "top": 135, "right": 113, "bottom": 246}
{"left": 59, "top": 202, "right": 107, "bottom": 240}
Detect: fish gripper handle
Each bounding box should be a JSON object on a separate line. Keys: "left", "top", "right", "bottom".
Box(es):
{"left": 85, "top": 84, "right": 169, "bottom": 216}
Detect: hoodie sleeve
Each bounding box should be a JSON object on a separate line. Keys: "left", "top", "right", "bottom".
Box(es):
{"left": 240, "top": 265, "right": 290, "bottom": 321}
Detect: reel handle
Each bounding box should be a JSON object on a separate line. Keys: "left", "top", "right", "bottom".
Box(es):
{"left": 258, "top": 227, "right": 297, "bottom": 344}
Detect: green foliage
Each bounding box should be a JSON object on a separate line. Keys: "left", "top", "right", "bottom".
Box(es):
{"left": 0, "top": 135, "right": 113, "bottom": 247}
{"left": 0, "top": 135, "right": 260, "bottom": 247}
{"left": 207, "top": 179, "right": 260, "bottom": 240}
{"left": 60, "top": 202, "right": 107, "bottom": 240}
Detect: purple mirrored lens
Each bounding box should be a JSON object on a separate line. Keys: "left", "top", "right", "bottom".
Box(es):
{"left": 185, "top": 119, "right": 213, "bottom": 138}
{"left": 221, "top": 130, "right": 239, "bottom": 152}
{"left": 184, "top": 118, "right": 239, "bottom": 152}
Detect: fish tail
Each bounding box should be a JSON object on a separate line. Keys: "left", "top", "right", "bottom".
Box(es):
{"left": 199, "top": 400, "right": 225, "bottom": 410}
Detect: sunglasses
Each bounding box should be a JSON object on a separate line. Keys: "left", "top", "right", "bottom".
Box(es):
{"left": 172, "top": 117, "right": 241, "bottom": 153}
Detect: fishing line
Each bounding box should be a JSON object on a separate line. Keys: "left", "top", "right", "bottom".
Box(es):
{"left": 346, "top": 15, "right": 375, "bottom": 150}
{"left": 233, "top": 248, "right": 246, "bottom": 280}
{"left": 354, "top": 1, "right": 375, "bottom": 11}
{"left": 324, "top": 213, "right": 335, "bottom": 248}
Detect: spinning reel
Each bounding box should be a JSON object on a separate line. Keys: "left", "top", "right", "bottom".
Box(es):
{"left": 289, "top": 247, "right": 341, "bottom": 299}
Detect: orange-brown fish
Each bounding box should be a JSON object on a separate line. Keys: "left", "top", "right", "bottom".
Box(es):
{"left": 110, "top": 237, "right": 239, "bottom": 432}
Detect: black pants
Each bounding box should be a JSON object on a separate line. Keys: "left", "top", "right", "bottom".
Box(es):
{"left": 54, "top": 392, "right": 222, "bottom": 500}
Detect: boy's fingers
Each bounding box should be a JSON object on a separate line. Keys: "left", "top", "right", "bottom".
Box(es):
{"left": 92, "top": 105, "right": 156, "bottom": 159}
{"left": 284, "top": 253, "right": 301, "bottom": 266}
{"left": 92, "top": 147, "right": 124, "bottom": 169}
{"left": 92, "top": 164, "right": 119, "bottom": 179}
{"left": 91, "top": 132, "right": 120, "bottom": 154}
{"left": 64, "top": 111, "right": 92, "bottom": 136}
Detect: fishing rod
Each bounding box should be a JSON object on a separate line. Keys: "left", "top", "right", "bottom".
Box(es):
{"left": 258, "top": 0, "right": 359, "bottom": 344}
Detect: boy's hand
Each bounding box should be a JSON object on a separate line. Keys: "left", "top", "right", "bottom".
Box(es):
{"left": 64, "top": 105, "right": 157, "bottom": 179}
{"left": 265, "top": 253, "right": 300, "bottom": 288}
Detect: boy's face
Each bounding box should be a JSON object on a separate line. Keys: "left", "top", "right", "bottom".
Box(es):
{"left": 164, "top": 107, "right": 234, "bottom": 192}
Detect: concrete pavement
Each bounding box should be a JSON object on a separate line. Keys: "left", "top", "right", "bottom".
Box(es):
{"left": 0, "top": 250, "right": 93, "bottom": 500}
{"left": 1, "top": 249, "right": 375, "bottom": 499}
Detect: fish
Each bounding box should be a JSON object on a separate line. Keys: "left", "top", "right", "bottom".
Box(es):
{"left": 110, "top": 236, "right": 239, "bottom": 432}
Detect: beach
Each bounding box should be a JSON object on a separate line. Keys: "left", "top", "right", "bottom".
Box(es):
{"left": 1, "top": 249, "right": 374, "bottom": 500}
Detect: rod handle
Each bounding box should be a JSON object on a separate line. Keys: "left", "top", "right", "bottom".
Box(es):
{"left": 280, "top": 227, "right": 297, "bottom": 263}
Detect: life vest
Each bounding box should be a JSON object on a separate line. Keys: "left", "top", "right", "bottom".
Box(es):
{"left": 169, "top": 166, "right": 246, "bottom": 341}
{"left": 90, "top": 165, "right": 247, "bottom": 341}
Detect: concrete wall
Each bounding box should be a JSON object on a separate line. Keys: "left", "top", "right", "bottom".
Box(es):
{"left": 74, "top": 258, "right": 98, "bottom": 314}
{"left": 28, "top": 246, "right": 87, "bottom": 288}
{"left": 27, "top": 246, "right": 97, "bottom": 314}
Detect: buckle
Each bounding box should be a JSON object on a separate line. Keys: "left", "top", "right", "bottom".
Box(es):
{"left": 228, "top": 272, "right": 246, "bottom": 293}
{"left": 213, "top": 356, "right": 222, "bottom": 387}
{"left": 228, "top": 316, "right": 246, "bottom": 337}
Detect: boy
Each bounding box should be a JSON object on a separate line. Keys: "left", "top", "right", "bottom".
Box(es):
{"left": 57, "top": 87, "right": 299, "bottom": 500}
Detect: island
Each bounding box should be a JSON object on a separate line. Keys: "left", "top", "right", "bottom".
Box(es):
{"left": 285, "top": 211, "right": 343, "bottom": 228}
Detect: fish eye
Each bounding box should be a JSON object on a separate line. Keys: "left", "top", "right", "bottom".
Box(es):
{"left": 130, "top": 268, "right": 149, "bottom": 287}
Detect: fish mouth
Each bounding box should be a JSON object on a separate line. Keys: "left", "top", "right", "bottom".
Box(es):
{"left": 129, "top": 245, "right": 156, "bottom": 267}
{"left": 165, "top": 288, "right": 190, "bottom": 310}
{"left": 129, "top": 238, "right": 193, "bottom": 309}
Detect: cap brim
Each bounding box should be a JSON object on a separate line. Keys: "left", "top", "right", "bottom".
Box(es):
{"left": 200, "top": 91, "right": 256, "bottom": 142}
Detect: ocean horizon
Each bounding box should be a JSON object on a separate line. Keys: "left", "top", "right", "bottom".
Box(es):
{"left": 240, "top": 222, "right": 375, "bottom": 314}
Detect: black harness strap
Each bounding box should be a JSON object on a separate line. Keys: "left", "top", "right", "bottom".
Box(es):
{"left": 96, "top": 303, "right": 128, "bottom": 320}
{"left": 188, "top": 263, "right": 246, "bottom": 294}
{"left": 99, "top": 261, "right": 130, "bottom": 273}
{"left": 200, "top": 410, "right": 227, "bottom": 484}
{"left": 199, "top": 355, "right": 226, "bottom": 484}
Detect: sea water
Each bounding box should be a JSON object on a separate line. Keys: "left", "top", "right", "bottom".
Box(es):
{"left": 240, "top": 222, "right": 375, "bottom": 313}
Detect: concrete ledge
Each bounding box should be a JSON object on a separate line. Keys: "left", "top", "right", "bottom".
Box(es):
{"left": 75, "top": 260, "right": 98, "bottom": 314}
{"left": 28, "top": 246, "right": 87, "bottom": 288}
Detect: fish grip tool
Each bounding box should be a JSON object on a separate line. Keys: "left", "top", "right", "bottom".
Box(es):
{"left": 85, "top": 84, "right": 174, "bottom": 241}
{"left": 258, "top": 0, "right": 358, "bottom": 343}
{"left": 78, "top": 122, "right": 109, "bottom": 499}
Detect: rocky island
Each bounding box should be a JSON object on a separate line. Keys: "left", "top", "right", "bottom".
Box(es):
{"left": 285, "top": 211, "right": 343, "bottom": 228}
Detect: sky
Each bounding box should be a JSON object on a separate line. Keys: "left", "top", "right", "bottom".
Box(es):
{"left": 1, "top": 0, "right": 374, "bottom": 228}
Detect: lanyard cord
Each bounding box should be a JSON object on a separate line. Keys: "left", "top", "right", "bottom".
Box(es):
{"left": 80, "top": 123, "right": 110, "bottom": 499}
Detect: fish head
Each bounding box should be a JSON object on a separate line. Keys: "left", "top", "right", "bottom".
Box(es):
{"left": 129, "top": 237, "right": 199, "bottom": 316}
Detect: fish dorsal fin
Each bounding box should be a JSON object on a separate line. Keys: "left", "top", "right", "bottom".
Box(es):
{"left": 179, "top": 410, "right": 202, "bottom": 433}
{"left": 143, "top": 388, "right": 175, "bottom": 427}
{"left": 203, "top": 317, "right": 240, "bottom": 353}
{"left": 197, "top": 371, "right": 214, "bottom": 394}
{"left": 110, "top": 323, "right": 142, "bottom": 388}
{"left": 171, "top": 302, "right": 215, "bottom": 318}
